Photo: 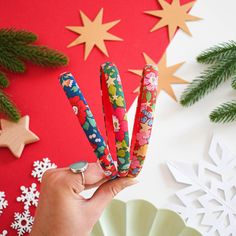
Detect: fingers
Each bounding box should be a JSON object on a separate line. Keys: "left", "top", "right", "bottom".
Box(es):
{"left": 87, "top": 178, "right": 138, "bottom": 217}
{"left": 60, "top": 162, "right": 107, "bottom": 186}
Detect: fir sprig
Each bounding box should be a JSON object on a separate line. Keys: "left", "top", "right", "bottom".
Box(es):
{"left": 210, "top": 101, "right": 236, "bottom": 123}
{"left": 180, "top": 40, "right": 236, "bottom": 123}
{"left": 0, "top": 72, "right": 9, "bottom": 88}
{"left": 0, "top": 28, "right": 37, "bottom": 44}
{"left": 0, "top": 91, "right": 20, "bottom": 122}
{"left": 0, "top": 28, "right": 69, "bottom": 121}
{"left": 180, "top": 57, "right": 236, "bottom": 106}
{"left": 197, "top": 41, "right": 236, "bottom": 64}
{"left": 231, "top": 76, "right": 236, "bottom": 89}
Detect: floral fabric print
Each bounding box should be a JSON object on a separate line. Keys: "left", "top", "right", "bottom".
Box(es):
{"left": 100, "top": 62, "right": 130, "bottom": 177}
{"left": 59, "top": 72, "right": 118, "bottom": 179}
{"left": 59, "top": 63, "right": 158, "bottom": 179}
{"left": 128, "top": 65, "right": 158, "bottom": 177}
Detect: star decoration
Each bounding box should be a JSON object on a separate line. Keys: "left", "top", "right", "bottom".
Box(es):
{"left": 0, "top": 116, "right": 39, "bottom": 158}
{"left": 145, "top": 0, "right": 201, "bottom": 40}
{"left": 129, "top": 53, "right": 188, "bottom": 101}
{"left": 66, "top": 8, "right": 123, "bottom": 60}
{"left": 106, "top": 76, "right": 116, "bottom": 87}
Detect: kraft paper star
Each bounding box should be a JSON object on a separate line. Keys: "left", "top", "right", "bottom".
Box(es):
{"left": 129, "top": 53, "right": 187, "bottom": 101}
{"left": 66, "top": 8, "right": 123, "bottom": 60}
{"left": 145, "top": 0, "right": 201, "bottom": 40}
{"left": 0, "top": 115, "right": 39, "bottom": 158}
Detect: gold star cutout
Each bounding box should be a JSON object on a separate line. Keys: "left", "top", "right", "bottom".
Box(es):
{"left": 145, "top": 0, "right": 201, "bottom": 40}
{"left": 129, "top": 52, "right": 188, "bottom": 101}
{"left": 0, "top": 115, "right": 39, "bottom": 158}
{"left": 66, "top": 8, "right": 123, "bottom": 60}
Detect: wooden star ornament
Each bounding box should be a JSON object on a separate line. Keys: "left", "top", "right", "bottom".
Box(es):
{"left": 0, "top": 115, "right": 39, "bottom": 158}
{"left": 129, "top": 53, "right": 188, "bottom": 101}
{"left": 66, "top": 8, "right": 123, "bottom": 60}
{"left": 145, "top": 0, "right": 201, "bottom": 40}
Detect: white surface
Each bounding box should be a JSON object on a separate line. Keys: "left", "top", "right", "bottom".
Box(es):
{"left": 83, "top": 0, "right": 236, "bottom": 234}
{"left": 167, "top": 136, "right": 236, "bottom": 236}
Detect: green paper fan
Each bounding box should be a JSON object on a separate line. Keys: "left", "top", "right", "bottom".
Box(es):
{"left": 91, "top": 199, "right": 201, "bottom": 236}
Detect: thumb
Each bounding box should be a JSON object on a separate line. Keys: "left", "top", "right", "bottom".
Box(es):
{"left": 88, "top": 177, "right": 138, "bottom": 217}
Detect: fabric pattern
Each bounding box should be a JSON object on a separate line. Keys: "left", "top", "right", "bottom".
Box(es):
{"left": 59, "top": 72, "right": 118, "bottom": 178}
{"left": 100, "top": 62, "right": 130, "bottom": 177}
{"left": 128, "top": 65, "right": 158, "bottom": 177}
{"left": 59, "top": 64, "right": 158, "bottom": 179}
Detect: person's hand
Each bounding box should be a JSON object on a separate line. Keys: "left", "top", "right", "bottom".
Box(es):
{"left": 30, "top": 162, "right": 138, "bottom": 236}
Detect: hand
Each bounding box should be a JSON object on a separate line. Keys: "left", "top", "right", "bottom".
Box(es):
{"left": 30, "top": 162, "right": 138, "bottom": 236}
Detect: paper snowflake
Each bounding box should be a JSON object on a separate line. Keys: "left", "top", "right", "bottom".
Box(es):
{"left": 16, "top": 183, "right": 39, "bottom": 210}
{"left": 0, "top": 230, "right": 8, "bottom": 236}
{"left": 167, "top": 135, "right": 236, "bottom": 236}
{"left": 0, "top": 192, "right": 8, "bottom": 216}
{"left": 11, "top": 210, "right": 34, "bottom": 236}
{"left": 31, "top": 157, "right": 57, "bottom": 182}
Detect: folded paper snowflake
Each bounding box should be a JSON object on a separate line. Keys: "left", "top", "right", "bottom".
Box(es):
{"left": 0, "top": 192, "right": 8, "bottom": 216}
{"left": 11, "top": 210, "right": 34, "bottom": 236}
{"left": 16, "top": 183, "right": 39, "bottom": 210}
{"left": 31, "top": 157, "right": 57, "bottom": 182}
{"left": 0, "top": 230, "right": 8, "bottom": 236}
{"left": 167, "top": 135, "right": 236, "bottom": 236}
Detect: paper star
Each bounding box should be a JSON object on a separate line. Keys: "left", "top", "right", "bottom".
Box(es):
{"left": 145, "top": 0, "right": 201, "bottom": 40}
{"left": 66, "top": 8, "right": 123, "bottom": 60}
{"left": 129, "top": 53, "right": 187, "bottom": 101}
{"left": 0, "top": 116, "right": 39, "bottom": 158}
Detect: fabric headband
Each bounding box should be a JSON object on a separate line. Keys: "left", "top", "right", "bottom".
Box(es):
{"left": 59, "top": 62, "right": 158, "bottom": 179}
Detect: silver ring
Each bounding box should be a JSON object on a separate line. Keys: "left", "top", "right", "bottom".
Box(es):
{"left": 69, "top": 161, "right": 88, "bottom": 185}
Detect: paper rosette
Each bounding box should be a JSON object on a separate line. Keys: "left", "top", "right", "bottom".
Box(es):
{"left": 91, "top": 199, "right": 201, "bottom": 236}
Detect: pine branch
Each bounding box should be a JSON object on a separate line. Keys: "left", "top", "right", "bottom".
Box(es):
{"left": 231, "top": 76, "right": 236, "bottom": 89}
{"left": 0, "top": 90, "right": 21, "bottom": 121}
{"left": 0, "top": 28, "right": 37, "bottom": 44}
{"left": 0, "top": 46, "right": 25, "bottom": 73}
{"left": 180, "top": 57, "right": 236, "bottom": 106}
{"left": 7, "top": 43, "right": 68, "bottom": 67}
{"left": 0, "top": 71, "right": 9, "bottom": 88}
{"left": 197, "top": 41, "right": 236, "bottom": 64}
{"left": 210, "top": 101, "right": 236, "bottom": 123}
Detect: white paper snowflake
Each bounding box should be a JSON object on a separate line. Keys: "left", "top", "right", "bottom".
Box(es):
{"left": 167, "top": 135, "right": 236, "bottom": 236}
{"left": 0, "top": 230, "right": 8, "bottom": 236}
{"left": 16, "top": 183, "right": 39, "bottom": 210}
{"left": 0, "top": 192, "right": 8, "bottom": 216}
{"left": 11, "top": 210, "right": 34, "bottom": 236}
{"left": 31, "top": 157, "right": 57, "bottom": 182}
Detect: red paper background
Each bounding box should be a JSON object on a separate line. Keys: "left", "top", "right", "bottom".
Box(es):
{"left": 0, "top": 0, "right": 190, "bottom": 233}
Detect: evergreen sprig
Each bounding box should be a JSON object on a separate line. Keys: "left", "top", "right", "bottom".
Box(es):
{"left": 0, "top": 91, "right": 20, "bottom": 122}
{"left": 180, "top": 40, "right": 236, "bottom": 123}
{"left": 197, "top": 41, "right": 236, "bottom": 64}
{"left": 210, "top": 101, "right": 236, "bottom": 123}
{"left": 0, "top": 28, "right": 69, "bottom": 122}
{"left": 180, "top": 57, "right": 236, "bottom": 106}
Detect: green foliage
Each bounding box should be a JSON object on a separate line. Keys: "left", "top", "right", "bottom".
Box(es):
{"left": 210, "top": 101, "right": 236, "bottom": 123}
{"left": 0, "top": 91, "right": 21, "bottom": 122}
{"left": 231, "top": 76, "right": 236, "bottom": 89}
{"left": 0, "top": 72, "right": 9, "bottom": 88}
{"left": 0, "top": 28, "right": 69, "bottom": 121}
{"left": 180, "top": 40, "right": 236, "bottom": 123}
{"left": 0, "top": 28, "right": 37, "bottom": 44}
{"left": 197, "top": 41, "right": 236, "bottom": 64}
{"left": 180, "top": 58, "right": 236, "bottom": 106}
